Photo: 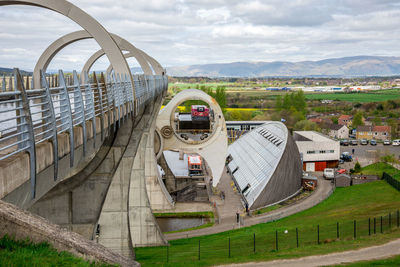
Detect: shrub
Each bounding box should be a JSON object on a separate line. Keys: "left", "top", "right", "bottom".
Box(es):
{"left": 354, "top": 162, "right": 361, "bottom": 173}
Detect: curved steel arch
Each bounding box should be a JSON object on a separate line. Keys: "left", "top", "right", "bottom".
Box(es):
{"left": 82, "top": 34, "right": 164, "bottom": 75}
{"left": 0, "top": 0, "right": 133, "bottom": 89}
{"left": 105, "top": 51, "right": 163, "bottom": 76}
{"left": 33, "top": 30, "right": 155, "bottom": 86}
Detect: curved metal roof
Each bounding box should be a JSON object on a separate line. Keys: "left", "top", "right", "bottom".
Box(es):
{"left": 228, "top": 121, "right": 288, "bottom": 208}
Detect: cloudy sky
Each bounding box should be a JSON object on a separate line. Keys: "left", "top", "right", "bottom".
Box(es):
{"left": 1, "top": 0, "right": 400, "bottom": 71}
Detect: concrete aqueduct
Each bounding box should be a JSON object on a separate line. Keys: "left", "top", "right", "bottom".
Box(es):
{"left": 0, "top": 0, "right": 177, "bottom": 263}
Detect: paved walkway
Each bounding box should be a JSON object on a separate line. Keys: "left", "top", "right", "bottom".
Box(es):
{"left": 220, "top": 238, "right": 400, "bottom": 267}
{"left": 166, "top": 171, "right": 334, "bottom": 240}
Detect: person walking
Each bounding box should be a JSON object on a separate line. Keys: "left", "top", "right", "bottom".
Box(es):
{"left": 236, "top": 210, "right": 240, "bottom": 223}
{"left": 352, "top": 148, "right": 355, "bottom": 154}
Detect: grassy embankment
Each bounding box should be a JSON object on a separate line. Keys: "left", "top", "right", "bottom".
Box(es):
{"left": 335, "top": 254, "right": 400, "bottom": 266}
{"left": 0, "top": 235, "right": 115, "bottom": 267}
{"left": 136, "top": 181, "right": 400, "bottom": 266}
{"left": 357, "top": 162, "right": 400, "bottom": 181}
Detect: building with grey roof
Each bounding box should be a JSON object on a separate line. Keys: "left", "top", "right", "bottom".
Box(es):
{"left": 227, "top": 121, "right": 302, "bottom": 210}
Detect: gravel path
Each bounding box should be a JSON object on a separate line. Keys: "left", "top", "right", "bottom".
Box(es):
{"left": 219, "top": 238, "right": 400, "bottom": 267}
{"left": 166, "top": 172, "right": 334, "bottom": 240}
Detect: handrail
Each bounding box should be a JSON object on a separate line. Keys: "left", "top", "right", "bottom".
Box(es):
{"left": 0, "top": 68, "right": 168, "bottom": 200}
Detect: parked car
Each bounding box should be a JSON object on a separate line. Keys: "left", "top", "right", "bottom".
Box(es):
{"left": 360, "top": 139, "right": 368, "bottom": 145}
{"left": 393, "top": 140, "right": 400, "bottom": 146}
{"left": 340, "top": 152, "right": 353, "bottom": 162}
{"left": 370, "top": 139, "right": 377, "bottom": 146}
{"left": 341, "top": 139, "right": 349, "bottom": 146}
{"left": 350, "top": 140, "right": 358, "bottom": 145}
{"left": 349, "top": 134, "right": 356, "bottom": 139}
{"left": 323, "top": 168, "right": 335, "bottom": 179}
{"left": 384, "top": 140, "right": 391, "bottom": 145}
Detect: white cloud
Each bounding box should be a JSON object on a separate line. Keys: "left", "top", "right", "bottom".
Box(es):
{"left": 0, "top": 0, "right": 400, "bottom": 71}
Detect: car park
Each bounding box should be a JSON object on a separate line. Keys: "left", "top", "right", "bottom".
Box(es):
{"left": 370, "top": 139, "right": 377, "bottom": 146}
{"left": 360, "top": 139, "right": 368, "bottom": 145}
{"left": 350, "top": 140, "right": 358, "bottom": 145}
{"left": 384, "top": 140, "right": 391, "bottom": 145}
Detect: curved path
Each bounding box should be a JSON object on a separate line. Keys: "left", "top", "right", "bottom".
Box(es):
{"left": 166, "top": 173, "right": 334, "bottom": 240}
{"left": 219, "top": 238, "right": 400, "bottom": 267}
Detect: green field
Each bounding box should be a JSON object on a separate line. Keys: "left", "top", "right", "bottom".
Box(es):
{"left": 136, "top": 181, "right": 400, "bottom": 266}
{"left": 304, "top": 89, "right": 400, "bottom": 102}
{"left": 335, "top": 254, "right": 400, "bottom": 266}
{"left": 0, "top": 235, "right": 114, "bottom": 267}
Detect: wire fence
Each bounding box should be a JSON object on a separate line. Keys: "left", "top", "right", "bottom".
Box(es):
{"left": 137, "top": 209, "right": 400, "bottom": 265}
{"left": 383, "top": 172, "right": 400, "bottom": 191}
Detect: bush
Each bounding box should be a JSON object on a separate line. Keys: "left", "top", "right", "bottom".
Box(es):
{"left": 354, "top": 162, "right": 361, "bottom": 173}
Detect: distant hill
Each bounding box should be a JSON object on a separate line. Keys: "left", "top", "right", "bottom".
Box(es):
{"left": 166, "top": 56, "right": 400, "bottom": 77}
{"left": 0, "top": 67, "right": 32, "bottom": 76}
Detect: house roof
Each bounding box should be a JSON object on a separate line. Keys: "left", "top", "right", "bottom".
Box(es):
{"left": 328, "top": 124, "right": 346, "bottom": 131}
{"left": 357, "top": 125, "right": 373, "bottom": 132}
{"left": 373, "top": 125, "right": 391, "bottom": 132}
{"left": 339, "top": 115, "right": 352, "bottom": 120}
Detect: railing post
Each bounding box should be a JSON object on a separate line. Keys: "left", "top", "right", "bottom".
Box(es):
{"left": 296, "top": 228, "right": 299, "bottom": 248}
{"left": 337, "top": 222, "right": 339, "bottom": 239}
{"left": 83, "top": 71, "right": 96, "bottom": 148}
{"left": 369, "top": 218, "right": 371, "bottom": 236}
{"left": 106, "top": 72, "right": 117, "bottom": 133}
{"left": 92, "top": 72, "right": 104, "bottom": 141}
{"left": 389, "top": 213, "right": 392, "bottom": 230}
{"left": 73, "top": 71, "right": 87, "bottom": 156}
{"left": 253, "top": 233, "right": 255, "bottom": 253}
{"left": 40, "top": 70, "right": 58, "bottom": 181}
{"left": 317, "top": 225, "right": 320, "bottom": 244}
{"left": 100, "top": 73, "right": 111, "bottom": 137}
{"left": 275, "top": 230, "right": 278, "bottom": 251}
{"left": 14, "top": 68, "right": 36, "bottom": 199}
{"left": 380, "top": 216, "right": 383, "bottom": 233}
{"left": 58, "top": 70, "right": 74, "bottom": 167}
{"left": 112, "top": 73, "right": 122, "bottom": 128}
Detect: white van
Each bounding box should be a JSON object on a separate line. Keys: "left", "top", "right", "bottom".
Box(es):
{"left": 393, "top": 140, "right": 400, "bottom": 146}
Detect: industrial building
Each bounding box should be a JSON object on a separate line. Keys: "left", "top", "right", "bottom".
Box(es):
{"left": 294, "top": 131, "right": 340, "bottom": 172}
{"left": 227, "top": 121, "right": 302, "bottom": 210}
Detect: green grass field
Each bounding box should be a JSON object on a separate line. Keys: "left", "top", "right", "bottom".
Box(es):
{"left": 304, "top": 89, "right": 400, "bottom": 102}
{"left": 136, "top": 181, "right": 400, "bottom": 266}
{"left": 334, "top": 254, "right": 400, "bottom": 266}
{"left": 0, "top": 235, "right": 114, "bottom": 267}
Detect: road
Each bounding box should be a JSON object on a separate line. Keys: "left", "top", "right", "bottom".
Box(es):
{"left": 219, "top": 238, "right": 400, "bottom": 267}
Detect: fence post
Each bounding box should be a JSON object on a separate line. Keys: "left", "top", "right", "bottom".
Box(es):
{"left": 368, "top": 218, "right": 371, "bottom": 236}
{"left": 198, "top": 240, "right": 200, "bottom": 261}
{"left": 354, "top": 220, "right": 356, "bottom": 239}
{"left": 228, "top": 238, "right": 231, "bottom": 258}
{"left": 380, "top": 216, "right": 383, "bottom": 233}
{"left": 337, "top": 222, "right": 339, "bottom": 239}
{"left": 296, "top": 228, "right": 299, "bottom": 248}
{"left": 374, "top": 217, "right": 376, "bottom": 234}
{"left": 253, "top": 233, "right": 256, "bottom": 254}
{"left": 275, "top": 230, "right": 278, "bottom": 251}
{"left": 317, "top": 225, "right": 320, "bottom": 245}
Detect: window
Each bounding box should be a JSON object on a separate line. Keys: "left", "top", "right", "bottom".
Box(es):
{"left": 307, "top": 151, "right": 315, "bottom": 154}
{"left": 319, "top": 150, "right": 326, "bottom": 154}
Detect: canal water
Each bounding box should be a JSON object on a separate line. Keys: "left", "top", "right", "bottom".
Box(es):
{"left": 156, "top": 217, "right": 205, "bottom": 232}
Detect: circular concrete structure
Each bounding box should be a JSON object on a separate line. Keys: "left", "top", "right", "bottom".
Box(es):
{"left": 0, "top": 0, "right": 133, "bottom": 89}
{"left": 156, "top": 89, "right": 228, "bottom": 186}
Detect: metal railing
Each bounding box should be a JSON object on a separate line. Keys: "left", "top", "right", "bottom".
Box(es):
{"left": 0, "top": 68, "right": 168, "bottom": 199}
